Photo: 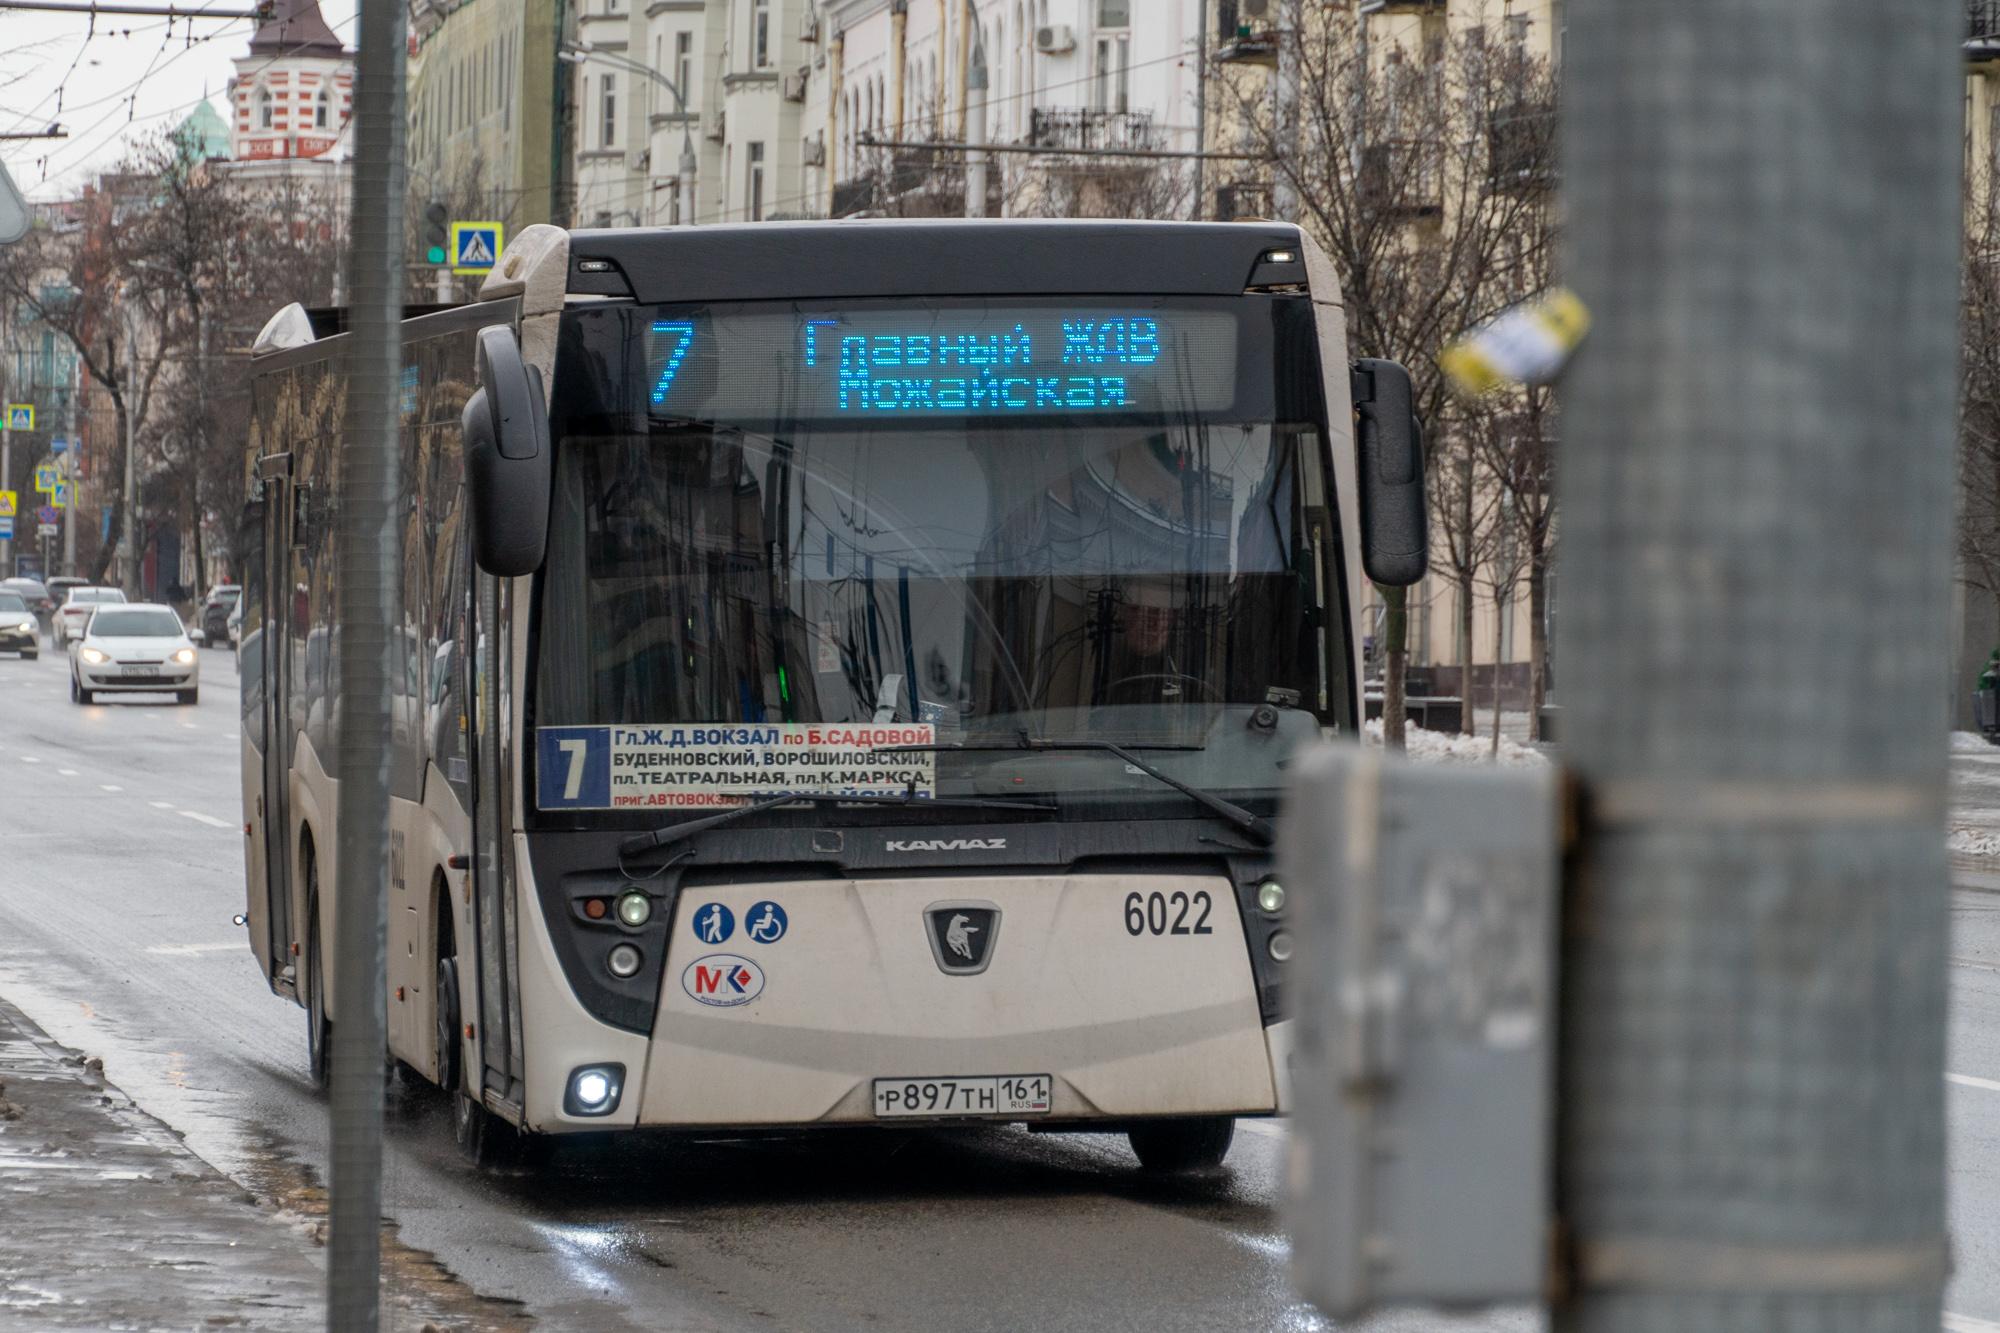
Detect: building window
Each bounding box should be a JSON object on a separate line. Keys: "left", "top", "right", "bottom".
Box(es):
{"left": 601, "top": 73, "right": 617, "bottom": 148}
{"left": 258, "top": 85, "right": 274, "bottom": 129}
{"left": 1097, "top": 0, "right": 1129, "bottom": 24}
{"left": 753, "top": 0, "right": 771, "bottom": 68}
{"left": 315, "top": 86, "right": 330, "bottom": 129}
{"left": 676, "top": 32, "right": 693, "bottom": 111}
{"left": 748, "top": 141, "right": 765, "bottom": 221}
{"left": 1093, "top": 35, "right": 1129, "bottom": 112}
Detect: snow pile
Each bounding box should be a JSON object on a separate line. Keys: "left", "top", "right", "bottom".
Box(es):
{"left": 1364, "top": 718, "right": 1549, "bottom": 767}
{"left": 1950, "top": 827, "right": 2000, "bottom": 857}
{"left": 1954, "top": 731, "right": 1998, "bottom": 754}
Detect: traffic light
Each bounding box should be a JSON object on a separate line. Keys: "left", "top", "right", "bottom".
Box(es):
{"left": 424, "top": 202, "right": 449, "bottom": 266}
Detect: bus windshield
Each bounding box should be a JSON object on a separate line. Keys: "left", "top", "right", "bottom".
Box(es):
{"left": 532, "top": 296, "right": 1347, "bottom": 816}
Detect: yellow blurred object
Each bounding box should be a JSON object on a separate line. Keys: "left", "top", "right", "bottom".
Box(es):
{"left": 1441, "top": 288, "right": 1592, "bottom": 395}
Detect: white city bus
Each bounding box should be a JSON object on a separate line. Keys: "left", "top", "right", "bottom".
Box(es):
{"left": 238, "top": 220, "right": 1426, "bottom": 1169}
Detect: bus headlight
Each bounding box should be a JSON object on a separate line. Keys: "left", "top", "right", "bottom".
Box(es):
{"left": 606, "top": 943, "right": 642, "bottom": 978}
{"left": 1256, "top": 880, "right": 1286, "bottom": 915}
{"left": 615, "top": 892, "right": 652, "bottom": 927}
{"left": 563, "top": 1063, "right": 625, "bottom": 1116}
{"left": 1268, "top": 931, "right": 1294, "bottom": 963}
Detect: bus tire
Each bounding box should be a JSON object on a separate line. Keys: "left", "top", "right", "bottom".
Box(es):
{"left": 1127, "top": 1117, "right": 1235, "bottom": 1173}
{"left": 304, "top": 858, "right": 331, "bottom": 1090}
{"left": 435, "top": 954, "right": 462, "bottom": 1100}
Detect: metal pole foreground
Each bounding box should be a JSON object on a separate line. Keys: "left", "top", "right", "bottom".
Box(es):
{"left": 1555, "top": 2, "right": 1961, "bottom": 1329}
{"left": 328, "top": 0, "right": 406, "bottom": 1320}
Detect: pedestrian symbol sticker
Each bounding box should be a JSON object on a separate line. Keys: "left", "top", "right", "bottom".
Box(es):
{"left": 51, "top": 481, "right": 66, "bottom": 509}
{"left": 0, "top": 491, "right": 14, "bottom": 518}
{"left": 691, "top": 902, "right": 734, "bottom": 945}
{"left": 745, "top": 901, "right": 788, "bottom": 944}
{"left": 451, "top": 221, "right": 503, "bottom": 274}
{"left": 4, "top": 404, "right": 31, "bottom": 431}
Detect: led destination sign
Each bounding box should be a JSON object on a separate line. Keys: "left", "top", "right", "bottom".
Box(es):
{"left": 643, "top": 304, "right": 1240, "bottom": 422}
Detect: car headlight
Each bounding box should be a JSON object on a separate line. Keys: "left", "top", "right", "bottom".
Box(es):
{"left": 14, "top": 621, "right": 29, "bottom": 633}
{"left": 172, "top": 648, "right": 196, "bottom": 665}
{"left": 80, "top": 646, "right": 107, "bottom": 664}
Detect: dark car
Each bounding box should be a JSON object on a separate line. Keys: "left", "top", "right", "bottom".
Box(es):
{"left": 199, "top": 584, "right": 241, "bottom": 646}
{"left": 0, "top": 577, "right": 53, "bottom": 626}
{"left": 0, "top": 590, "right": 38, "bottom": 657}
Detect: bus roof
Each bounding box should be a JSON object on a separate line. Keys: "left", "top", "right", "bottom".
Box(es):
{"left": 563, "top": 218, "right": 1309, "bottom": 306}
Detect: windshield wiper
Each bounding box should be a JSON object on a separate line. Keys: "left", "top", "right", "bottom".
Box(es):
{"left": 874, "top": 736, "right": 1274, "bottom": 847}
{"left": 618, "top": 790, "right": 1057, "bottom": 859}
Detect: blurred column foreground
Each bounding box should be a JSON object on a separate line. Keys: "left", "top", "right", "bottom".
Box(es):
{"left": 1556, "top": 2, "right": 1962, "bottom": 1330}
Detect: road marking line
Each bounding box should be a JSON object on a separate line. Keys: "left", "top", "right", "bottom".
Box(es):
{"left": 145, "top": 942, "right": 240, "bottom": 956}
{"left": 18, "top": 755, "right": 39, "bottom": 764}
{"left": 1948, "top": 1072, "right": 2000, "bottom": 1094}
{"left": 177, "top": 811, "right": 233, "bottom": 829}
{"left": 1945, "top": 1314, "right": 2000, "bottom": 1332}
{"left": 148, "top": 800, "right": 173, "bottom": 809}
{"left": 57, "top": 768, "right": 76, "bottom": 776}
{"left": 100, "top": 784, "right": 120, "bottom": 792}
{"left": 178, "top": 723, "right": 196, "bottom": 730}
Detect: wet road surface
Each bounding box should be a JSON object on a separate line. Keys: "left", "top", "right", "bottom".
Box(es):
{"left": 0, "top": 646, "right": 1536, "bottom": 1332}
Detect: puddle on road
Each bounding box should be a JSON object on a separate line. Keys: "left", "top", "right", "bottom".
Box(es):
{"left": 234, "top": 1129, "right": 532, "bottom": 1332}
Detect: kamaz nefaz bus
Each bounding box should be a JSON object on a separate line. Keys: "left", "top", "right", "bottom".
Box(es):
{"left": 238, "top": 219, "right": 1427, "bottom": 1169}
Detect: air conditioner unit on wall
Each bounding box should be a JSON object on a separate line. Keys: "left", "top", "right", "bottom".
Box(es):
{"left": 783, "top": 69, "right": 808, "bottom": 102}
{"left": 628, "top": 148, "right": 650, "bottom": 173}
{"left": 804, "top": 136, "right": 825, "bottom": 166}
{"left": 1034, "top": 24, "right": 1075, "bottom": 55}
{"left": 800, "top": 9, "right": 819, "bottom": 43}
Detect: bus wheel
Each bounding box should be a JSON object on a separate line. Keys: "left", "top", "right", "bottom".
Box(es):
{"left": 435, "top": 955, "right": 462, "bottom": 1098}
{"left": 1127, "top": 1117, "right": 1235, "bottom": 1174}
{"left": 304, "top": 872, "right": 331, "bottom": 1091}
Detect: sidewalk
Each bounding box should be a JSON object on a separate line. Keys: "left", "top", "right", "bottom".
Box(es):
{"left": 0, "top": 993, "right": 328, "bottom": 1329}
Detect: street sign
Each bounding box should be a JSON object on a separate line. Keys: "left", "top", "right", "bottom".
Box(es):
{"left": 451, "top": 221, "right": 503, "bottom": 274}
{"left": 35, "top": 523, "right": 55, "bottom": 538}
{"left": 0, "top": 491, "right": 14, "bottom": 518}
{"left": 50, "top": 438, "right": 66, "bottom": 454}
{"left": 35, "top": 505, "right": 55, "bottom": 525}
{"left": 33, "top": 465, "right": 56, "bottom": 493}
{"left": 5, "top": 404, "right": 32, "bottom": 431}
{"left": 51, "top": 481, "right": 66, "bottom": 509}
{"left": 0, "top": 520, "right": 12, "bottom": 541}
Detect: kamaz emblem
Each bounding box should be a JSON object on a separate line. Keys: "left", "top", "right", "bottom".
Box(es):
{"left": 885, "top": 837, "right": 1007, "bottom": 852}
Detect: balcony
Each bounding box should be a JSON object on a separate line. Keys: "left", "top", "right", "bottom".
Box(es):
{"left": 1359, "top": 139, "right": 1444, "bottom": 218}
{"left": 1487, "top": 102, "right": 1556, "bottom": 192}
{"left": 1213, "top": 1, "right": 1277, "bottom": 65}
{"left": 1975, "top": 1, "right": 2000, "bottom": 64}
{"left": 1028, "top": 107, "right": 1166, "bottom": 154}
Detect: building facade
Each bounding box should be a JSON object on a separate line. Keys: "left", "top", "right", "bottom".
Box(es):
{"left": 407, "top": 0, "right": 572, "bottom": 235}
{"left": 225, "top": 0, "right": 355, "bottom": 194}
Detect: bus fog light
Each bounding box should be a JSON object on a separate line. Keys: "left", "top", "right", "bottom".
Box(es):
{"left": 606, "top": 943, "right": 643, "bottom": 978}
{"left": 564, "top": 1063, "right": 625, "bottom": 1116}
{"left": 1268, "top": 930, "right": 1294, "bottom": 963}
{"left": 1257, "top": 880, "right": 1286, "bottom": 915}
{"left": 615, "top": 892, "right": 652, "bottom": 927}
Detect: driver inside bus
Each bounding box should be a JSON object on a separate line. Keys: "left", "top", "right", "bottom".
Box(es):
{"left": 1099, "top": 577, "right": 1192, "bottom": 708}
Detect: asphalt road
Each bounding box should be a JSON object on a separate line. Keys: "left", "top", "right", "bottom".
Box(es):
{"left": 7, "top": 644, "right": 2000, "bottom": 1331}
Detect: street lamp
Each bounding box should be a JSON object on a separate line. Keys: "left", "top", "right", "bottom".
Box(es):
{"left": 560, "top": 41, "right": 699, "bottom": 227}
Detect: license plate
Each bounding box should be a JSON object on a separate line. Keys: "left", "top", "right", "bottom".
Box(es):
{"left": 873, "top": 1074, "right": 1052, "bottom": 1118}
{"left": 121, "top": 666, "right": 159, "bottom": 677}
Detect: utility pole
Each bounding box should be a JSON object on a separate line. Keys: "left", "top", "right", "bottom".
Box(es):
{"left": 964, "top": 27, "right": 988, "bottom": 218}
{"left": 1193, "top": 0, "right": 1209, "bottom": 221}
{"left": 118, "top": 300, "right": 138, "bottom": 598}
{"left": 60, "top": 356, "right": 75, "bottom": 576}
{"left": 327, "top": 0, "right": 406, "bottom": 1321}
{"left": 1271, "top": 0, "right": 1302, "bottom": 222}
{"left": 1554, "top": 2, "right": 1961, "bottom": 1329}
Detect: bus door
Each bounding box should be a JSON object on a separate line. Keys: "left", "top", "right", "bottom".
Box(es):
{"left": 466, "top": 566, "right": 521, "bottom": 1103}
{"left": 256, "top": 456, "right": 296, "bottom": 987}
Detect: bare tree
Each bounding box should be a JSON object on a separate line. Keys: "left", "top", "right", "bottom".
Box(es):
{"left": 1962, "top": 173, "right": 2000, "bottom": 641}
{"left": 1212, "top": 2, "right": 1560, "bottom": 746}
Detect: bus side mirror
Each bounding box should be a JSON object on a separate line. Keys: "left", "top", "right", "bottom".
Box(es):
{"left": 1351, "top": 358, "right": 1429, "bottom": 587}
{"left": 463, "top": 325, "right": 551, "bottom": 578}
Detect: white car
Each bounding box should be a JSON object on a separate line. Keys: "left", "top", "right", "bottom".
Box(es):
{"left": 69, "top": 603, "right": 200, "bottom": 705}
{"left": 53, "top": 586, "right": 127, "bottom": 648}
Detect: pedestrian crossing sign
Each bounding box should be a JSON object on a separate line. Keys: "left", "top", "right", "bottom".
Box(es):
{"left": 0, "top": 491, "right": 14, "bottom": 518}
{"left": 51, "top": 481, "right": 66, "bottom": 509}
{"left": 451, "top": 221, "right": 503, "bottom": 275}
{"left": 5, "top": 404, "right": 31, "bottom": 431}
{"left": 34, "top": 465, "right": 57, "bottom": 493}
